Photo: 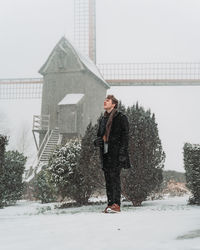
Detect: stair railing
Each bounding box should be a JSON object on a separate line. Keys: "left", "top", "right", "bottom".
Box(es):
{"left": 32, "top": 114, "right": 50, "bottom": 150}
{"left": 37, "top": 128, "right": 52, "bottom": 161}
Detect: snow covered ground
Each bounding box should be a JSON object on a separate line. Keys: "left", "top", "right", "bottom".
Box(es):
{"left": 0, "top": 196, "right": 199, "bottom": 250}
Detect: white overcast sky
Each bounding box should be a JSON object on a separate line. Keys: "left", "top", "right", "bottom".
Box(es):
{"left": 0, "top": 0, "right": 200, "bottom": 172}
{"left": 0, "top": 0, "right": 200, "bottom": 78}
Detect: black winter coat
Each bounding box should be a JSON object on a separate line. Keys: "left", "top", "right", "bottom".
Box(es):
{"left": 97, "top": 111, "right": 131, "bottom": 170}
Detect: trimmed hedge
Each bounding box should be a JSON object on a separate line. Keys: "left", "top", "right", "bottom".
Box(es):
{"left": 0, "top": 135, "right": 8, "bottom": 208}
{"left": 184, "top": 143, "right": 200, "bottom": 205}
{"left": 4, "top": 150, "right": 27, "bottom": 205}
{"left": 33, "top": 165, "right": 57, "bottom": 203}
{"left": 120, "top": 103, "right": 165, "bottom": 206}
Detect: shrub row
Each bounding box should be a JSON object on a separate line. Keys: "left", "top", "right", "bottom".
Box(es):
{"left": 0, "top": 135, "right": 7, "bottom": 207}
{"left": 33, "top": 103, "right": 165, "bottom": 206}
{"left": 184, "top": 143, "right": 200, "bottom": 205}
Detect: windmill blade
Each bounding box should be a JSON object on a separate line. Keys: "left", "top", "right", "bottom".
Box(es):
{"left": 74, "top": 0, "right": 96, "bottom": 63}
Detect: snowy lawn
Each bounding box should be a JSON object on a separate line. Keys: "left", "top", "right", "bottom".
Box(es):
{"left": 0, "top": 196, "right": 200, "bottom": 250}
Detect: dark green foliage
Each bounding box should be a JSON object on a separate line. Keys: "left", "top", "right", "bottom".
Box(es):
{"left": 34, "top": 102, "right": 164, "bottom": 207}
{"left": 78, "top": 122, "right": 105, "bottom": 192}
{"left": 48, "top": 139, "right": 91, "bottom": 205}
{"left": 33, "top": 165, "right": 57, "bottom": 203}
{"left": 45, "top": 123, "right": 104, "bottom": 205}
{"left": 184, "top": 143, "right": 200, "bottom": 205}
{"left": 4, "top": 150, "right": 26, "bottom": 205}
{"left": 120, "top": 103, "right": 165, "bottom": 206}
{"left": 0, "top": 135, "right": 8, "bottom": 169}
{"left": 0, "top": 135, "right": 8, "bottom": 208}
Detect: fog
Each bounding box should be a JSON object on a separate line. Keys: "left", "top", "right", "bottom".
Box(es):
{"left": 1, "top": 0, "right": 200, "bottom": 78}
{"left": 0, "top": 0, "right": 200, "bottom": 172}
{"left": 1, "top": 85, "right": 199, "bottom": 172}
{"left": 109, "top": 86, "right": 200, "bottom": 172}
{"left": 0, "top": 99, "right": 41, "bottom": 167}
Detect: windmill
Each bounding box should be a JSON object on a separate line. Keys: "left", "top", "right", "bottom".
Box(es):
{"left": 1, "top": 0, "right": 198, "bottom": 181}
{"left": 74, "top": 0, "right": 96, "bottom": 63}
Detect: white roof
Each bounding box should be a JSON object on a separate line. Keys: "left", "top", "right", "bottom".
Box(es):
{"left": 58, "top": 93, "right": 84, "bottom": 105}
{"left": 39, "top": 36, "right": 110, "bottom": 89}
{"left": 68, "top": 37, "right": 110, "bottom": 88}
{"left": 76, "top": 49, "right": 108, "bottom": 87}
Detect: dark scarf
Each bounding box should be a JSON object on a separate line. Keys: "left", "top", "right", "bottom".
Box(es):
{"left": 103, "top": 108, "right": 117, "bottom": 142}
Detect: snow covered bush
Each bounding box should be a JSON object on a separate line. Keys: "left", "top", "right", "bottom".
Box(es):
{"left": 0, "top": 135, "right": 8, "bottom": 208}
{"left": 184, "top": 143, "right": 200, "bottom": 205}
{"left": 4, "top": 150, "right": 27, "bottom": 205}
{"left": 48, "top": 139, "right": 92, "bottom": 205}
{"left": 120, "top": 103, "right": 165, "bottom": 206}
{"left": 33, "top": 165, "right": 57, "bottom": 203}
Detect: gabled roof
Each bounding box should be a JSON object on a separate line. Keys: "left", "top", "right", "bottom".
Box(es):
{"left": 39, "top": 36, "right": 110, "bottom": 89}
{"left": 58, "top": 93, "right": 84, "bottom": 105}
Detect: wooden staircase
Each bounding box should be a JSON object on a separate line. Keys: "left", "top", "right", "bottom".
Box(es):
{"left": 26, "top": 128, "right": 60, "bottom": 181}
{"left": 38, "top": 128, "right": 60, "bottom": 164}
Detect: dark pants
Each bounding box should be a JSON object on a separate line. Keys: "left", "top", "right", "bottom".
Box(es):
{"left": 103, "top": 154, "right": 121, "bottom": 206}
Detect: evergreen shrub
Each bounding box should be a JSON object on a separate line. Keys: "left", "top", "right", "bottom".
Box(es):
{"left": 48, "top": 139, "right": 91, "bottom": 205}
{"left": 78, "top": 122, "right": 105, "bottom": 192}
{"left": 0, "top": 135, "right": 8, "bottom": 208}
{"left": 120, "top": 103, "right": 165, "bottom": 206}
{"left": 4, "top": 150, "right": 26, "bottom": 205}
{"left": 35, "top": 102, "right": 165, "bottom": 207}
{"left": 184, "top": 143, "right": 200, "bottom": 205}
{"left": 33, "top": 165, "right": 57, "bottom": 203}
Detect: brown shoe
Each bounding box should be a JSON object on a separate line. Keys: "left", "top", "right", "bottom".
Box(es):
{"left": 102, "top": 205, "right": 112, "bottom": 213}
{"left": 107, "top": 203, "right": 121, "bottom": 213}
